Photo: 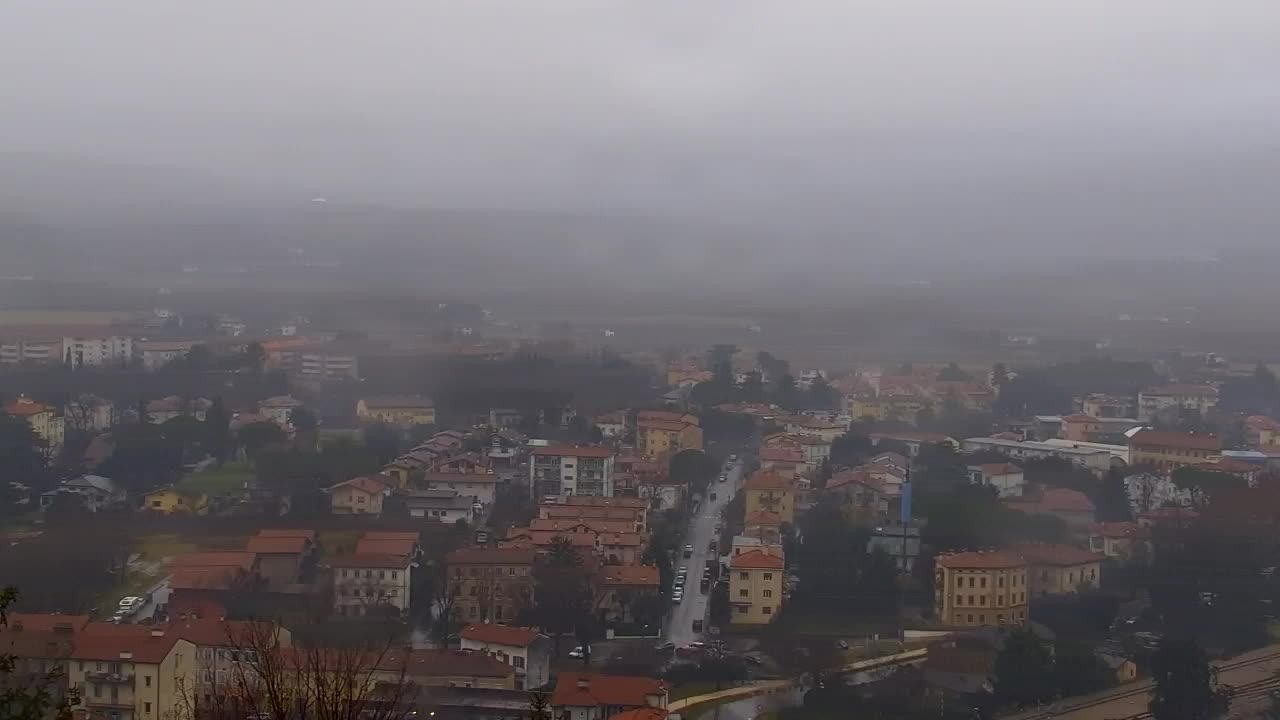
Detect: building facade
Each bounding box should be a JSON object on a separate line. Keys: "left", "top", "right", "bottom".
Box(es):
{"left": 934, "top": 551, "right": 1028, "bottom": 628}
{"left": 530, "top": 445, "right": 615, "bottom": 499}
{"left": 729, "top": 550, "right": 784, "bottom": 625}
{"left": 446, "top": 548, "right": 537, "bottom": 624}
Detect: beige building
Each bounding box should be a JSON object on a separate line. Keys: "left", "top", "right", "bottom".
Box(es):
{"left": 332, "top": 554, "right": 413, "bottom": 617}
{"left": 170, "top": 619, "right": 292, "bottom": 707}
{"left": 446, "top": 547, "right": 537, "bottom": 624}
{"left": 327, "top": 474, "right": 392, "bottom": 515}
{"left": 934, "top": 551, "right": 1029, "bottom": 628}
{"left": 68, "top": 624, "right": 195, "bottom": 720}
{"left": 356, "top": 395, "right": 436, "bottom": 427}
{"left": 3, "top": 397, "right": 64, "bottom": 455}
{"left": 729, "top": 549, "right": 785, "bottom": 625}
{"left": 1128, "top": 429, "right": 1222, "bottom": 472}
{"left": 636, "top": 411, "right": 703, "bottom": 459}
{"left": 1138, "top": 384, "right": 1218, "bottom": 422}
{"left": 1013, "top": 543, "right": 1104, "bottom": 596}
{"left": 459, "top": 624, "right": 552, "bottom": 690}
{"left": 744, "top": 471, "right": 796, "bottom": 524}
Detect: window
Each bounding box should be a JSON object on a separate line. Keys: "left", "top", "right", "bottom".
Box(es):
{"left": 967, "top": 614, "right": 974, "bottom": 623}
{"left": 998, "top": 576, "right": 1004, "bottom": 588}
{"left": 469, "top": 606, "right": 478, "bottom": 618}
{"left": 763, "top": 589, "right": 773, "bottom": 598}
{"left": 379, "top": 571, "right": 386, "bottom": 579}
{"left": 979, "top": 596, "right": 987, "bottom": 606}
{"left": 968, "top": 577, "right": 975, "bottom": 588}
{"left": 978, "top": 614, "right": 986, "bottom": 623}
{"left": 739, "top": 589, "right": 749, "bottom": 597}
{"left": 736, "top": 606, "right": 747, "bottom": 614}
{"left": 762, "top": 606, "right": 772, "bottom": 615}
{"left": 955, "top": 577, "right": 963, "bottom": 588}
{"left": 145, "top": 675, "right": 152, "bottom": 687}
{"left": 513, "top": 656, "right": 525, "bottom": 668}
{"left": 979, "top": 577, "right": 987, "bottom": 588}
{"left": 739, "top": 572, "right": 749, "bottom": 580}
{"left": 763, "top": 573, "right": 773, "bottom": 580}
{"left": 392, "top": 571, "right": 398, "bottom": 580}
{"left": 145, "top": 703, "right": 152, "bottom": 714}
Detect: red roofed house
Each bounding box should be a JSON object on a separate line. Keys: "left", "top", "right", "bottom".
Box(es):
{"left": 1089, "top": 522, "right": 1151, "bottom": 564}
{"left": 729, "top": 550, "right": 785, "bottom": 625}
{"left": 551, "top": 673, "right": 667, "bottom": 720}
{"left": 530, "top": 445, "right": 616, "bottom": 500}
{"left": 758, "top": 447, "right": 804, "bottom": 477}
{"left": 1004, "top": 487, "right": 1096, "bottom": 535}
{"left": 744, "top": 471, "right": 796, "bottom": 524}
{"left": 168, "top": 552, "right": 261, "bottom": 618}
{"left": 1246, "top": 416, "right": 1280, "bottom": 447}
{"left": 169, "top": 618, "right": 292, "bottom": 706}
{"left": 1138, "top": 384, "right": 1218, "bottom": 422}
{"left": 1128, "top": 429, "right": 1222, "bottom": 472}
{"left": 446, "top": 547, "right": 538, "bottom": 624}
{"left": 1011, "top": 543, "right": 1104, "bottom": 596}
{"left": 0, "top": 614, "right": 86, "bottom": 703}
{"left": 826, "top": 470, "right": 893, "bottom": 524}
{"left": 966, "top": 463, "right": 1026, "bottom": 498}
{"left": 743, "top": 510, "right": 784, "bottom": 545}
{"left": 597, "top": 564, "right": 662, "bottom": 628}
{"left": 245, "top": 530, "right": 315, "bottom": 588}
{"left": 328, "top": 474, "right": 393, "bottom": 515}
{"left": 459, "top": 624, "right": 551, "bottom": 689}
{"left": 67, "top": 623, "right": 196, "bottom": 720}
{"left": 934, "top": 551, "right": 1028, "bottom": 627}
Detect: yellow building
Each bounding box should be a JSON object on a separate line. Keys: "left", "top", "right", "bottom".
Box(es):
{"left": 744, "top": 471, "right": 795, "bottom": 524}
{"left": 141, "top": 487, "right": 209, "bottom": 515}
{"left": 635, "top": 411, "right": 703, "bottom": 459}
{"left": 3, "top": 396, "right": 64, "bottom": 455}
{"left": 934, "top": 550, "right": 1029, "bottom": 628}
{"left": 68, "top": 624, "right": 196, "bottom": 720}
{"left": 729, "top": 549, "right": 785, "bottom": 625}
{"left": 328, "top": 475, "right": 392, "bottom": 515}
{"left": 1127, "top": 429, "right": 1222, "bottom": 472}
{"left": 1013, "top": 543, "right": 1104, "bottom": 596}
{"left": 665, "top": 367, "right": 713, "bottom": 388}
{"left": 356, "top": 395, "right": 436, "bottom": 428}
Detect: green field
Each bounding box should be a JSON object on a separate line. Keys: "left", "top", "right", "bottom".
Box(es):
{"left": 176, "top": 461, "right": 255, "bottom": 495}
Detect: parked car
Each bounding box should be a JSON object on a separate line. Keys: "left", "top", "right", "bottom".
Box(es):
{"left": 569, "top": 645, "right": 590, "bottom": 659}
{"left": 683, "top": 545, "right": 693, "bottom": 558}
{"left": 837, "top": 640, "right": 849, "bottom": 650}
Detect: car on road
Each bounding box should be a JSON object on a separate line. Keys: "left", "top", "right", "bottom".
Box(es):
{"left": 719, "top": 474, "right": 726, "bottom": 483}
{"left": 743, "top": 655, "right": 764, "bottom": 666}
{"left": 688, "top": 641, "right": 707, "bottom": 649}
{"left": 678, "top": 565, "right": 688, "bottom": 575}
{"left": 568, "top": 645, "right": 590, "bottom": 659}
{"left": 729, "top": 454, "right": 737, "bottom": 462}
{"left": 708, "top": 539, "right": 717, "bottom": 552}
{"left": 837, "top": 640, "right": 849, "bottom": 650}
{"left": 683, "top": 545, "right": 693, "bottom": 558}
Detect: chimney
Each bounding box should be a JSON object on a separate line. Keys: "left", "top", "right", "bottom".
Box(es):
{"left": 150, "top": 629, "right": 165, "bottom": 638}
{"left": 576, "top": 677, "right": 590, "bottom": 690}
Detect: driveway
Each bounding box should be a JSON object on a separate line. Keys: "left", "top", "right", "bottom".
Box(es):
{"left": 666, "top": 459, "right": 745, "bottom": 647}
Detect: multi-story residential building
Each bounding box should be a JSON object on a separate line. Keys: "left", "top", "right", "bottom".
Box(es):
{"left": 332, "top": 553, "right": 413, "bottom": 617}
{"left": 596, "top": 564, "right": 661, "bottom": 627}
{"left": 1128, "top": 429, "right": 1222, "bottom": 472}
{"left": 1088, "top": 522, "right": 1151, "bottom": 564}
{"left": 298, "top": 343, "right": 359, "bottom": 379}
{"left": 868, "top": 432, "right": 957, "bottom": 458}
{"left": 636, "top": 411, "right": 703, "bottom": 459}
{"left": 762, "top": 433, "right": 831, "bottom": 468}
{"left": 328, "top": 474, "right": 392, "bottom": 515}
{"left": 1245, "top": 416, "right": 1280, "bottom": 447}
{"left": 356, "top": 395, "right": 436, "bottom": 427}
{"left": 1012, "top": 543, "right": 1104, "bottom": 596}
{"left": 551, "top": 673, "right": 668, "bottom": 720}
{"left": 401, "top": 488, "right": 481, "bottom": 523}
{"left": 257, "top": 395, "right": 304, "bottom": 427}
{"left": 0, "top": 613, "right": 87, "bottom": 704}
{"left": 593, "top": 412, "right": 628, "bottom": 439}
{"left": 60, "top": 331, "right": 135, "bottom": 367}
{"left": 744, "top": 471, "right": 796, "bottom": 524}
{"left": 169, "top": 619, "right": 292, "bottom": 707}
{"left": 0, "top": 336, "right": 61, "bottom": 365}
{"left": 459, "top": 624, "right": 552, "bottom": 690}
{"left": 729, "top": 549, "right": 785, "bottom": 625}
{"left": 446, "top": 548, "right": 537, "bottom": 624}
{"left": 934, "top": 550, "right": 1029, "bottom": 628}
{"left": 3, "top": 397, "right": 64, "bottom": 455}
{"left": 1081, "top": 393, "right": 1138, "bottom": 419}
{"left": 422, "top": 470, "right": 498, "bottom": 505}
{"left": 782, "top": 416, "right": 845, "bottom": 442}
{"left": 67, "top": 624, "right": 196, "bottom": 720}
{"left": 966, "top": 463, "right": 1026, "bottom": 498}
{"left": 137, "top": 340, "right": 196, "bottom": 370}
{"left": 1137, "top": 384, "right": 1218, "bottom": 422}
{"left": 538, "top": 503, "right": 646, "bottom": 534}
{"left": 529, "top": 445, "right": 615, "bottom": 499}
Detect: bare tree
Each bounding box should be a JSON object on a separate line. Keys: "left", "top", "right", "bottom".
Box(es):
{"left": 170, "top": 621, "right": 420, "bottom": 720}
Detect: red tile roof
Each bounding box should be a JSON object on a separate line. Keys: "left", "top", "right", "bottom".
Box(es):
{"left": 378, "top": 648, "right": 516, "bottom": 679}
{"left": 530, "top": 518, "right": 635, "bottom": 534}
{"left": 972, "top": 463, "right": 1022, "bottom": 476}
{"left": 1248, "top": 415, "right": 1280, "bottom": 432}
{"left": 355, "top": 534, "right": 417, "bottom": 557}
{"left": 730, "top": 550, "right": 785, "bottom": 570}
{"left": 330, "top": 474, "right": 394, "bottom": 494}
{"left": 1192, "top": 458, "right": 1260, "bottom": 475}
{"left": 531, "top": 444, "right": 614, "bottom": 458}
{"left": 245, "top": 536, "right": 309, "bottom": 555}
{"left": 71, "top": 624, "right": 184, "bottom": 664}
{"left": 745, "top": 510, "right": 783, "bottom": 526}
{"left": 330, "top": 553, "right": 410, "bottom": 569}
{"left": 5, "top": 613, "right": 89, "bottom": 633}
{"left": 2, "top": 398, "right": 54, "bottom": 416}
{"left": 168, "top": 619, "right": 276, "bottom": 647}
{"left": 936, "top": 550, "right": 1026, "bottom": 570}
{"left": 745, "top": 471, "right": 794, "bottom": 492}
{"left": 1129, "top": 429, "right": 1221, "bottom": 452}
{"left": 460, "top": 624, "right": 541, "bottom": 647}
{"left": 562, "top": 496, "right": 648, "bottom": 509}
{"left": 551, "top": 673, "right": 666, "bottom": 708}
{"left": 1005, "top": 487, "right": 1095, "bottom": 514}
{"left": 445, "top": 547, "right": 538, "bottom": 566}
{"left": 759, "top": 447, "right": 805, "bottom": 463}
{"left": 171, "top": 552, "right": 257, "bottom": 570}
{"left": 601, "top": 565, "right": 660, "bottom": 587}
{"left": 1011, "top": 543, "right": 1104, "bottom": 567}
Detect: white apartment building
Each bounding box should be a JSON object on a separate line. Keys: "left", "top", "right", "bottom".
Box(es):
{"left": 529, "top": 445, "right": 615, "bottom": 500}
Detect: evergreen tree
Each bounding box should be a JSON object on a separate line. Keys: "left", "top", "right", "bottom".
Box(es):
{"left": 1150, "top": 637, "right": 1229, "bottom": 720}
{"left": 994, "top": 628, "right": 1056, "bottom": 707}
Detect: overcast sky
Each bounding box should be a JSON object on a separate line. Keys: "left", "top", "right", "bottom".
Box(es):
{"left": 3, "top": 0, "right": 1279, "bottom": 256}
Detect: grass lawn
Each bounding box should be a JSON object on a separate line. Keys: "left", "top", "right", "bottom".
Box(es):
{"left": 176, "top": 461, "right": 255, "bottom": 495}
{"left": 136, "top": 533, "right": 199, "bottom": 560}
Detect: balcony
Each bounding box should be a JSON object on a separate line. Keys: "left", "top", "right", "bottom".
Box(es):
{"left": 86, "top": 671, "right": 135, "bottom": 684}
{"left": 84, "top": 697, "right": 135, "bottom": 710}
